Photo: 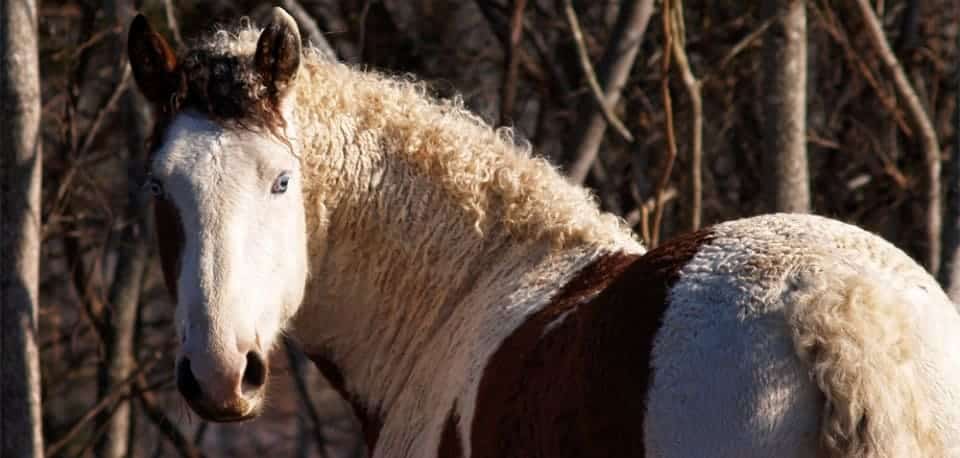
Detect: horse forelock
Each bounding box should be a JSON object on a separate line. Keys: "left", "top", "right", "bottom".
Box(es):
{"left": 145, "top": 24, "right": 289, "bottom": 162}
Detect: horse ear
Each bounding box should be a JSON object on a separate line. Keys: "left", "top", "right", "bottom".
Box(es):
{"left": 254, "top": 7, "right": 302, "bottom": 98}
{"left": 128, "top": 14, "right": 179, "bottom": 107}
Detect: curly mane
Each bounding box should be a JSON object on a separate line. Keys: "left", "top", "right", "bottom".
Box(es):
{"left": 163, "top": 22, "right": 642, "bottom": 252}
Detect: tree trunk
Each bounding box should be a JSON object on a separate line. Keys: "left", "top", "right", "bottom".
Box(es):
{"left": 95, "top": 90, "right": 152, "bottom": 458}
{"left": 95, "top": 4, "right": 152, "bottom": 458}
{"left": 0, "top": 0, "right": 45, "bottom": 456}
{"left": 763, "top": 0, "right": 810, "bottom": 213}
{"left": 939, "top": 27, "right": 960, "bottom": 299}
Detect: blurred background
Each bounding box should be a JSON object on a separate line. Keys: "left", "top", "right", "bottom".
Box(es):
{"left": 10, "top": 0, "right": 960, "bottom": 456}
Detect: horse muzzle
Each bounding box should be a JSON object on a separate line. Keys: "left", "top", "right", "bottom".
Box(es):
{"left": 175, "top": 351, "right": 268, "bottom": 422}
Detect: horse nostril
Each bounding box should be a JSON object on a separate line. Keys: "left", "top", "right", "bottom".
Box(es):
{"left": 176, "top": 358, "right": 204, "bottom": 402}
{"left": 242, "top": 351, "right": 267, "bottom": 394}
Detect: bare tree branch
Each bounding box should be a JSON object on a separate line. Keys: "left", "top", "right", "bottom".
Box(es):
{"left": 45, "top": 354, "right": 162, "bottom": 457}
{"left": 709, "top": 18, "right": 773, "bottom": 78}
{"left": 135, "top": 382, "right": 204, "bottom": 458}
{"left": 45, "top": 69, "right": 132, "bottom": 231}
{"left": 356, "top": 0, "right": 374, "bottom": 63}
{"left": 651, "top": 0, "right": 678, "bottom": 247}
{"left": 854, "top": 0, "right": 942, "bottom": 273}
{"left": 500, "top": 0, "right": 527, "bottom": 126}
{"left": 566, "top": 0, "right": 654, "bottom": 184}
{"left": 668, "top": 0, "right": 703, "bottom": 230}
{"left": 562, "top": 0, "right": 634, "bottom": 144}
{"left": 284, "top": 338, "right": 330, "bottom": 458}
{"left": 625, "top": 186, "right": 679, "bottom": 229}
{"left": 473, "top": 1, "right": 554, "bottom": 94}
{"left": 811, "top": 4, "right": 913, "bottom": 136}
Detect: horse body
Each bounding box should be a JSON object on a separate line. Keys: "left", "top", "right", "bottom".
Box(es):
{"left": 128, "top": 8, "right": 960, "bottom": 457}
{"left": 297, "top": 207, "right": 960, "bottom": 458}
{"left": 648, "top": 215, "right": 960, "bottom": 457}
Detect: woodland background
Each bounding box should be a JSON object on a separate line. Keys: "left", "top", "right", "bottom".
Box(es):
{"left": 2, "top": 0, "right": 959, "bottom": 457}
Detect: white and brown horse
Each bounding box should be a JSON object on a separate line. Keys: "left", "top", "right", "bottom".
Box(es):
{"left": 128, "top": 8, "right": 960, "bottom": 457}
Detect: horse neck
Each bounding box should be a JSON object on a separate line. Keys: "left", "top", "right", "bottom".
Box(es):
{"left": 286, "top": 75, "right": 641, "bottom": 418}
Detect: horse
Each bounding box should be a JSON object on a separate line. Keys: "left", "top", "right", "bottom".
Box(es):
{"left": 127, "top": 8, "right": 960, "bottom": 457}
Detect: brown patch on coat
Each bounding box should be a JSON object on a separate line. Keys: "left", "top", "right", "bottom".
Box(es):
{"left": 470, "top": 229, "right": 715, "bottom": 458}
{"left": 438, "top": 407, "right": 464, "bottom": 458}
{"left": 307, "top": 353, "right": 382, "bottom": 455}
{"left": 154, "top": 198, "right": 185, "bottom": 301}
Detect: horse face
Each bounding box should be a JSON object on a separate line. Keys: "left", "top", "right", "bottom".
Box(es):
{"left": 151, "top": 113, "right": 307, "bottom": 421}
{"left": 129, "top": 9, "right": 307, "bottom": 422}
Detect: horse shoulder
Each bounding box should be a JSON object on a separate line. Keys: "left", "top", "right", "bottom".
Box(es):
{"left": 465, "top": 230, "right": 714, "bottom": 458}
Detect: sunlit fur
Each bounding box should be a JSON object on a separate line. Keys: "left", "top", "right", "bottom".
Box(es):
{"left": 648, "top": 214, "right": 960, "bottom": 457}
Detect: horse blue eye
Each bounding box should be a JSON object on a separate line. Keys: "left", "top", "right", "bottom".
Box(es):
{"left": 272, "top": 173, "right": 291, "bottom": 194}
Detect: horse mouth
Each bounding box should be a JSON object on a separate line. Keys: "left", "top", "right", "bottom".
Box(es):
{"left": 194, "top": 409, "right": 260, "bottom": 423}
{"left": 182, "top": 391, "right": 264, "bottom": 423}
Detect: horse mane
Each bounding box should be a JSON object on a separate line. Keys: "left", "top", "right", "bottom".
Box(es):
{"left": 172, "top": 21, "right": 642, "bottom": 251}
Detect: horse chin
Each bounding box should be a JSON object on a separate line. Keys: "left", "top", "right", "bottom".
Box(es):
{"left": 184, "top": 392, "right": 265, "bottom": 423}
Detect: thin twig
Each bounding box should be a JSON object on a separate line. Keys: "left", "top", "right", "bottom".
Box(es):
{"left": 562, "top": 0, "right": 634, "bottom": 143}
{"left": 521, "top": 13, "right": 571, "bottom": 94}
{"left": 50, "top": 26, "right": 121, "bottom": 61}
{"left": 45, "top": 67, "right": 132, "bottom": 232}
{"left": 193, "top": 422, "right": 209, "bottom": 449}
{"left": 640, "top": 206, "right": 652, "bottom": 246}
{"left": 45, "top": 354, "right": 163, "bottom": 457}
{"left": 651, "top": 0, "right": 678, "bottom": 247}
{"left": 135, "top": 381, "right": 204, "bottom": 458}
{"left": 356, "top": 0, "right": 374, "bottom": 62}
{"left": 626, "top": 186, "right": 679, "bottom": 228}
{"left": 500, "top": 0, "right": 528, "bottom": 126}
{"left": 63, "top": 227, "right": 107, "bottom": 339}
{"left": 811, "top": 2, "right": 913, "bottom": 136}
{"left": 668, "top": 0, "right": 703, "bottom": 230}
{"left": 565, "top": 0, "right": 654, "bottom": 184}
{"left": 473, "top": 1, "right": 552, "bottom": 91}
{"left": 698, "top": 18, "right": 773, "bottom": 86}
{"left": 78, "top": 66, "right": 131, "bottom": 158}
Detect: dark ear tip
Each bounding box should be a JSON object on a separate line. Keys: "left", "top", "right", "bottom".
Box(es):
{"left": 130, "top": 14, "right": 150, "bottom": 36}
{"left": 127, "top": 12, "right": 179, "bottom": 104}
